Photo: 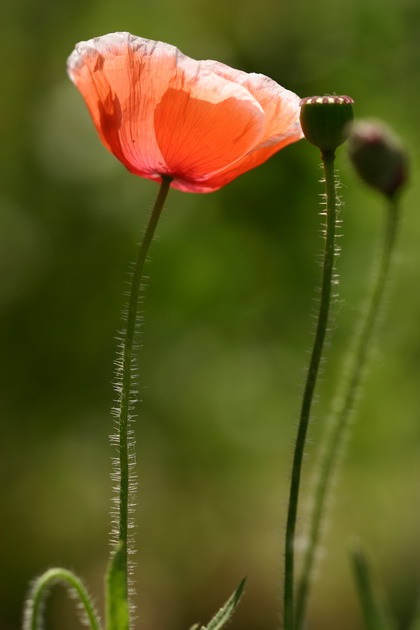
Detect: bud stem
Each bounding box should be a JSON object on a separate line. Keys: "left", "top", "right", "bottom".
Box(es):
{"left": 294, "top": 195, "right": 400, "bottom": 630}
{"left": 283, "top": 153, "right": 338, "bottom": 630}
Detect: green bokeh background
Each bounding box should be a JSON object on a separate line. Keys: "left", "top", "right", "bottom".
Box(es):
{"left": 1, "top": 1, "right": 420, "bottom": 629}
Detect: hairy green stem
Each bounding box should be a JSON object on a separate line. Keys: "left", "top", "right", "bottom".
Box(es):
{"left": 295, "top": 197, "right": 399, "bottom": 630}
{"left": 24, "top": 567, "right": 102, "bottom": 630}
{"left": 283, "top": 152, "right": 338, "bottom": 630}
{"left": 107, "top": 176, "right": 172, "bottom": 630}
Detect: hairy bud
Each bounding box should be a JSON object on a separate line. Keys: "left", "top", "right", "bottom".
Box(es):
{"left": 348, "top": 119, "right": 408, "bottom": 199}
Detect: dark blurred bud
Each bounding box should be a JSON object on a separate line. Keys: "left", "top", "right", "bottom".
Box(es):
{"left": 300, "top": 95, "right": 354, "bottom": 156}
{"left": 348, "top": 119, "right": 408, "bottom": 199}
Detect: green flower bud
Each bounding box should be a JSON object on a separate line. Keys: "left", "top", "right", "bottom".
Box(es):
{"left": 348, "top": 119, "right": 408, "bottom": 199}
{"left": 300, "top": 95, "right": 354, "bottom": 156}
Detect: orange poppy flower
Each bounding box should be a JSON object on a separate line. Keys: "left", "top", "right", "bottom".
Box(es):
{"left": 67, "top": 32, "right": 302, "bottom": 193}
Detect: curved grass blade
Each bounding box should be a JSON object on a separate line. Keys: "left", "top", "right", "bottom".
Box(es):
{"left": 23, "top": 567, "right": 102, "bottom": 630}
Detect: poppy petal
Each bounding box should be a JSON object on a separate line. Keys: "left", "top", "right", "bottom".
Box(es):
{"left": 153, "top": 82, "right": 265, "bottom": 184}
{"left": 201, "top": 61, "right": 302, "bottom": 147}
{"left": 67, "top": 33, "right": 302, "bottom": 193}
{"left": 173, "top": 62, "right": 302, "bottom": 190}
{"left": 68, "top": 33, "right": 266, "bottom": 188}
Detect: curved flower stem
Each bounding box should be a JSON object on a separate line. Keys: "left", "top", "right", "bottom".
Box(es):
{"left": 294, "top": 197, "right": 400, "bottom": 630}
{"left": 107, "top": 176, "right": 172, "bottom": 630}
{"left": 24, "top": 567, "right": 102, "bottom": 630}
{"left": 283, "top": 152, "right": 338, "bottom": 630}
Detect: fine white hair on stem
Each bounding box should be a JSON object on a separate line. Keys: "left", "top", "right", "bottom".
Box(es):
{"left": 283, "top": 150, "right": 346, "bottom": 630}
{"left": 110, "top": 270, "right": 143, "bottom": 620}
{"left": 108, "top": 178, "right": 171, "bottom": 628}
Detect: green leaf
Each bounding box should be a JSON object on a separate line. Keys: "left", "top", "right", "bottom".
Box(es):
{"left": 350, "top": 543, "right": 396, "bottom": 630}
{"left": 106, "top": 541, "right": 130, "bottom": 630}
{"left": 199, "top": 577, "right": 246, "bottom": 630}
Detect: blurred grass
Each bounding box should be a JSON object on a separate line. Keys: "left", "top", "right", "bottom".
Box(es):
{"left": 1, "top": 0, "right": 420, "bottom": 629}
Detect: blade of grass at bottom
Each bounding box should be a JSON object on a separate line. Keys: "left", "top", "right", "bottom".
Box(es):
{"left": 106, "top": 541, "right": 130, "bottom": 630}
{"left": 350, "top": 543, "right": 396, "bottom": 630}
{"left": 197, "top": 577, "right": 247, "bottom": 630}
